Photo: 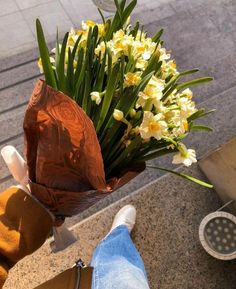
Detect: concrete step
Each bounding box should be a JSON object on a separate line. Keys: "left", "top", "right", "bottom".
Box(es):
{"left": 4, "top": 164, "right": 236, "bottom": 289}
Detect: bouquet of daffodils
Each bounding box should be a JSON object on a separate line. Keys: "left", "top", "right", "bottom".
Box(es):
{"left": 24, "top": 0, "right": 213, "bottom": 218}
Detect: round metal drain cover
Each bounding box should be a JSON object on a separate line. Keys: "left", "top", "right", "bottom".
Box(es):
{"left": 199, "top": 211, "right": 236, "bottom": 260}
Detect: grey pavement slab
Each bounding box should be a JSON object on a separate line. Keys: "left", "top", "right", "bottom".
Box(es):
{"left": 0, "top": 106, "right": 25, "bottom": 144}
{"left": 22, "top": 0, "right": 73, "bottom": 38}
{"left": 59, "top": 0, "right": 111, "bottom": 27}
{"left": 0, "top": 0, "right": 19, "bottom": 16}
{"left": 132, "top": 1, "right": 175, "bottom": 25}
{"left": 15, "top": 0, "right": 54, "bottom": 10}
{"left": 195, "top": 0, "right": 236, "bottom": 34}
{"left": 169, "top": 0, "right": 206, "bottom": 12}
{"left": 0, "top": 61, "right": 38, "bottom": 90}
{"left": 0, "top": 79, "right": 37, "bottom": 113}
{"left": 0, "top": 11, "right": 35, "bottom": 56}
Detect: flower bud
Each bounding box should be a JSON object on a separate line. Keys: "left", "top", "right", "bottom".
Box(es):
{"left": 129, "top": 108, "right": 136, "bottom": 118}
{"left": 90, "top": 91, "right": 102, "bottom": 105}
{"left": 113, "top": 109, "right": 124, "bottom": 121}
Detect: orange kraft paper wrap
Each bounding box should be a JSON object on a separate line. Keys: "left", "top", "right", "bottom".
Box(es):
{"left": 23, "top": 80, "right": 145, "bottom": 220}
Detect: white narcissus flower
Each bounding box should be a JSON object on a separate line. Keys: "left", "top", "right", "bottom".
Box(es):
{"left": 113, "top": 109, "right": 124, "bottom": 121}
{"left": 181, "top": 88, "right": 193, "bottom": 99}
{"left": 91, "top": 91, "right": 102, "bottom": 105}
{"left": 161, "top": 60, "right": 178, "bottom": 79}
{"left": 139, "top": 111, "right": 168, "bottom": 140}
{"left": 136, "top": 76, "right": 165, "bottom": 109}
{"left": 172, "top": 143, "right": 197, "bottom": 167}
{"left": 113, "top": 29, "right": 125, "bottom": 41}
{"left": 171, "top": 118, "right": 189, "bottom": 137}
{"left": 142, "top": 51, "right": 152, "bottom": 60}
{"left": 81, "top": 20, "right": 96, "bottom": 31}
{"left": 177, "top": 96, "right": 197, "bottom": 119}
{"left": 95, "top": 41, "right": 106, "bottom": 56}
{"left": 135, "top": 57, "right": 148, "bottom": 70}
{"left": 124, "top": 72, "right": 141, "bottom": 87}
{"left": 159, "top": 47, "right": 171, "bottom": 61}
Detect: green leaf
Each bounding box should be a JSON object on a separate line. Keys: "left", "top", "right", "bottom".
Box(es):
{"left": 104, "top": 19, "right": 111, "bottom": 39}
{"left": 147, "top": 166, "right": 213, "bottom": 188}
{"left": 163, "top": 75, "right": 180, "bottom": 94}
{"left": 190, "top": 124, "right": 214, "bottom": 132}
{"left": 141, "top": 52, "right": 160, "bottom": 78}
{"left": 177, "top": 77, "right": 213, "bottom": 91}
{"left": 96, "top": 63, "right": 120, "bottom": 132}
{"left": 107, "top": 10, "right": 121, "bottom": 40}
{"left": 162, "top": 83, "right": 178, "bottom": 101}
{"left": 152, "top": 28, "right": 164, "bottom": 42}
{"left": 135, "top": 71, "right": 155, "bottom": 95}
{"left": 107, "top": 48, "right": 112, "bottom": 77}
{"left": 74, "top": 50, "right": 86, "bottom": 103}
{"left": 140, "top": 148, "right": 176, "bottom": 161}
{"left": 71, "top": 34, "right": 82, "bottom": 59}
{"left": 58, "top": 32, "right": 69, "bottom": 92}
{"left": 179, "top": 68, "right": 199, "bottom": 77}
{"left": 121, "top": 0, "right": 137, "bottom": 26}
{"left": 106, "top": 136, "right": 142, "bottom": 177}
{"left": 55, "top": 29, "right": 60, "bottom": 73}
{"left": 98, "top": 8, "right": 106, "bottom": 24}
{"left": 36, "top": 19, "right": 57, "bottom": 89}
{"left": 114, "top": 0, "right": 123, "bottom": 20}
{"left": 66, "top": 48, "right": 74, "bottom": 96}
{"left": 94, "top": 49, "right": 107, "bottom": 91}
{"left": 74, "top": 47, "right": 84, "bottom": 85}
{"left": 82, "top": 70, "right": 91, "bottom": 114}
{"left": 130, "top": 21, "right": 139, "bottom": 38}
{"left": 187, "top": 108, "right": 205, "bottom": 122}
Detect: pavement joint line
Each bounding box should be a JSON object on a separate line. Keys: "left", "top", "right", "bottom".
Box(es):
{"left": 0, "top": 132, "right": 24, "bottom": 147}
{"left": 0, "top": 74, "right": 41, "bottom": 92}
{"left": 0, "top": 101, "right": 28, "bottom": 116}
{"left": 0, "top": 58, "right": 38, "bottom": 74}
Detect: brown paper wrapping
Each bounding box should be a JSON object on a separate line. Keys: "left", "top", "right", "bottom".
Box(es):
{"left": 23, "top": 80, "right": 145, "bottom": 219}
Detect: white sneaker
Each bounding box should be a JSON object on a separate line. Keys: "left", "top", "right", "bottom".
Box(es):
{"left": 110, "top": 205, "right": 137, "bottom": 233}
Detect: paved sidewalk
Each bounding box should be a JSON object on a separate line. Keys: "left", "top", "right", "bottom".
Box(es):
{"left": 0, "top": 0, "right": 204, "bottom": 60}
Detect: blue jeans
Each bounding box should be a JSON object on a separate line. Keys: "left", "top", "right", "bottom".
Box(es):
{"left": 91, "top": 225, "right": 150, "bottom": 289}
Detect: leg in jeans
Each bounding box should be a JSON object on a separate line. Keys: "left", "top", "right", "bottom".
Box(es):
{"left": 91, "top": 225, "right": 150, "bottom": 289}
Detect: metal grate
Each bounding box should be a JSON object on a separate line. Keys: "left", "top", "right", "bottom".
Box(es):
{"left": 199, "top": 211, "right": 236, "bottom": 260}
